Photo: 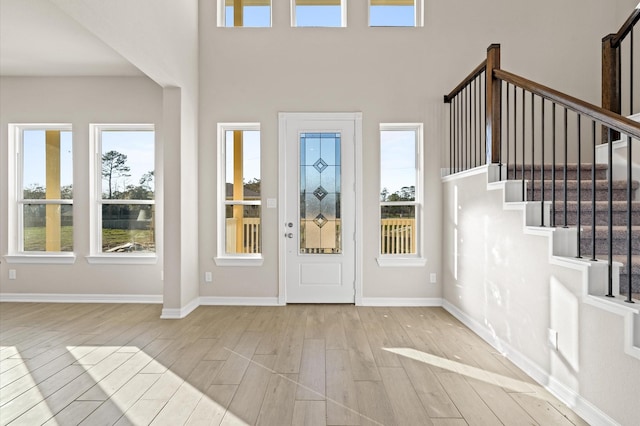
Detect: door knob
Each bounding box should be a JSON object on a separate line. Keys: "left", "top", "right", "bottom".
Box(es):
{"left": 285, "top": 233, "right": 294, "bottom": 239}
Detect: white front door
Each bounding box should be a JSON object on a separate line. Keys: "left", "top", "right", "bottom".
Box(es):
{"left": 279, "top": 113, "right": 360, "bottom": 303}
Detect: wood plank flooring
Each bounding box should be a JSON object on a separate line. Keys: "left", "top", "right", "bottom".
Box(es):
{"left": 0, "top": 303, "right": 588, "bottom": 426}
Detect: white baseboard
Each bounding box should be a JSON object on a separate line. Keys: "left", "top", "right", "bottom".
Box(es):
{"left": 442, "top": 300, "right": 619, "bottom": 426}
{"left": 160, "top": 297, "right": 200, "bottom": 319}
{"left": 199, "top": 296, "right": 281, "bottom": 306}
{"left": 360, "top": 297, "right": 443, "bottom": 307}
{"left": 0, "top": 293, "right": 162, "bottom": 304}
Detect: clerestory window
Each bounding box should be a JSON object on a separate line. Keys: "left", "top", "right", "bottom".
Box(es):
{"left": 292, "top": 0, "right": 346, "bottom": 27}
{"left": 219, "top": 0, "right": 272, "bottom": 27}
{"left": 369, "top": 0, "right": 423, "bottom": 27}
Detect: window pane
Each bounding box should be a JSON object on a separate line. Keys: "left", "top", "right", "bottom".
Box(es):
{"left": 223, "top": 126, "right": 262, "bottom": 255}
{"left": 226, "top": 130, "right": 261, "bottom": 201}
{"left": 380, "top": 130, "right": 416, "bottom": 201}
{"left": 225, "top": 1, "right": 271, "bottom": 27}
{"left": 23, "top": 204, "right": 73, "bottom": 252}
{"left": 101, "top": 130, "right": 154, "bottom": 200}
{"left": 300, "top": 132, "right": 341, "bottom": 254}
{"left": 23, "top": 130, "right": 73, "bottom": 200}
{"left": 380, "top": 205, "right": 416, "bottom": 254}
{"left": 370, "top": 2, "right": 415, "bottom": 27}
{"left": 295, "top": 1, "right": 342, "bottom": 27}
{"left": 101, "top": 204, "right": 155, "bottom": 253}
{"left": 225, "top": 205, "right": 261, "bottom": 254}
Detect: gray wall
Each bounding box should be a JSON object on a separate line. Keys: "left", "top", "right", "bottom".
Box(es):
{"left": 0, "top": 76, "right": 164, "bottom": 297}
{"left": 198, "top": 0, "right": 625, "bottom": 300}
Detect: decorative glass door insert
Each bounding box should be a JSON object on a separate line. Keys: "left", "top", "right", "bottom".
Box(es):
{"left": 300, "top": 132, "right": 341, "bottom": 254}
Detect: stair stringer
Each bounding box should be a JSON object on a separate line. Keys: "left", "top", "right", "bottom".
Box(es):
{"left": 485, "top": 167, "right": 640, "bottom": 360}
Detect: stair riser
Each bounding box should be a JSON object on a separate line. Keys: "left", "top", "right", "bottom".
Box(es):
{"left": 531, "top": 188, "right": 633, "bottom": 202}
{"left": 553, "top": 211, "right": 640, "bottom": 226}
{"left": 580, "top": 238, "right": 640, "bottom": 255}
{"left": 509, "top": 169, "right": 608, "bottom": 181}
{"left": 618, "top": 274, "right": 640, "bottom": 293}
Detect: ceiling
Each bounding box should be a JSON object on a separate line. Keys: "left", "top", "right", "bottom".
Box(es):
{"left": 0, "top": 0, "right": 143, "bottom": 77}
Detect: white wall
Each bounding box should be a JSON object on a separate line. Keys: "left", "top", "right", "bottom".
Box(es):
{"left": 0, "top": 76, "right": 164, "bottom": 298}
{"left": 441, "top": 169, "right": 640, "bottom": 426}
{"left": 198, "top": 0, "right": 624, "bottom": 301}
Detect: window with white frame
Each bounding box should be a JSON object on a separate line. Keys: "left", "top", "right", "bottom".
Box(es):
{"left": 8, "top": 124, "right": 74, "bottom": 258}
{"left": 379, "top": 124, "right": 423, "bottom": 263}
{"left": 369, "top": 0, "right": 422, "bottom": 27}
{"left": 218, "top": 0, "right": 271, "bottom": 27}
{"left": 292, "top": 0, "right": 346, "bottom": 27}
{"left": 91, "top": 124, "right": 155, "bottom": 257}
{"left": 216, "top": 124, "right": 262, "bottom": 264}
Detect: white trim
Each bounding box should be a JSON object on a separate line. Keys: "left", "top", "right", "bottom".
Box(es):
{"left": 278, "top": 112, "right": 363, "bottom": 305}
{"left": 442, "top": 300, "right": 619, "bottom": 426}
{"left": 85, "top": 255, "right": 158, "bottom": 265}
{"left": 0, "top": 293, "right": 162, "bottom": 304}
{"left": 379, "top": 123, "right": 424, "bottom": 259}
{"left": 376, "top": 257, "right": 427, "bottom": 267}
{"left": 4, "top": 254, "right": 76, "bottom": 264}
{"left": 441, "top": 164, "right": 491, "bottom": 183}
{"left": 216, "top": 123, "right": 262, "bottom": 261}
{"left": 361, "top": 297, "right": 442, "bottom": 307}
{"left": 8, "top": 123, "right": 74, "bottom": 255}
{"left": 160, "top": 297, "right": 200, "bottom": 319}
{"left": 214, "top": 256, "right": 264, "bottom": 267}
{"left": 199, "top": 296, "right": 281, "bottom": 306}
{"left": 90, "top": 124, "right": 156, "bottom": 258}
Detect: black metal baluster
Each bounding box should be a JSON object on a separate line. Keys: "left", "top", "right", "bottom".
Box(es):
{"left": 591, "top": 121, "right": 598, "bottom": 261}
{"left": 522, "top": 88, "right": 526, "bottom": 200}
{"left": 506, "top": 82, "right": 510, "bottom": 178}
{"left": 626, "top": 135, "right": 634, "bottom": 303}
{"left": 531, "top": 93, "right": 535, "bottom": 202}
{"left": 631, "top": 30, "right": 634, "bottom": 115}
{"left": 607, "top": 128, "right": 614, "bottom": 297}
{"left": 513, "top": 86, "right": 518, "bottom": 180}
{"left": 551, "top": 103, "right": 557, "bottom": 227}
{"left": 563, "top": 108, "right": 568, "bottom": 228}
{"left": 576, "top": 115, "right": 582, "bottom": 258}
{"left": 541, "top": 99, "right": 545, "bottom": 227}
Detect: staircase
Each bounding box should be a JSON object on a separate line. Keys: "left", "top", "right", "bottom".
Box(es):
{"left": 508, "top": 163, "right": 640, "bottom": 299}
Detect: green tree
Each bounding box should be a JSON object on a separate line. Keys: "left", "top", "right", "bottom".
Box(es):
{"left": 102, "top": 150, "right": 130, "bottom": 199}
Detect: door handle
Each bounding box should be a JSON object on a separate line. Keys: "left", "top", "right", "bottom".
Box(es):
{"left": 285, "top": 233, "right": 294, "bottom": 239}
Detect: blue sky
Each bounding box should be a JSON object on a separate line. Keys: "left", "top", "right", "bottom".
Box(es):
{"left": 22, "top": 130, "right": 73, "bottom": 191}
{"left": 22, "top": 130, "right": 154, "bottom": 197}
{"left": 225, "top": 130, "right": 261, "bottom": 185}
{"left": 380, "top": 130, "right": 416, "bottom": 196}
{"left": 226, "top": 4, "right": 415, "bottom": 27}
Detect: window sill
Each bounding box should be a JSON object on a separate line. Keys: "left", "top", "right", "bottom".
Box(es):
{"left": 86, "top": 255, "right": 158, "bottom": 265}
{"left": 376, "top": 256, "right": 427, "bottom": 267}
{"left": 214, "top": 256, "right": 264, "bottom": 267}
{"left": 4, "top": 253, "right": 77, "bottom": 265}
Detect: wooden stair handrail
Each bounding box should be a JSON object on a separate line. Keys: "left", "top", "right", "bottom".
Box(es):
{"left": 611, "top": 3, "right": 640, "bottom": 47}
{"left": 443, "top": 59, "right": 486, "bottom": 103}
{"left": 494, "top": 68, "right": 640, "bottom": 140}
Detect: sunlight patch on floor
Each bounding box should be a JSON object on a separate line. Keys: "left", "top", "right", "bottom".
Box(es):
{"left": 384, "top": 347, "right": 539, "bottom": 394}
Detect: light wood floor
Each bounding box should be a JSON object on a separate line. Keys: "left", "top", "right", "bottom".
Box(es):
{"left": 0, "top": 303, "right": 588, "bottom": 426}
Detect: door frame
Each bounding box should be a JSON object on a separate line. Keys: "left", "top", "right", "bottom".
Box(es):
{"left": 278, "top": 112, "right": 363, "bottom": 305}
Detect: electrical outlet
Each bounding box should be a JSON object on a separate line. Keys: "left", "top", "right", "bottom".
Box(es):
{"left": 430, "top": 273, "right": 437, "bottom": 284}
{"left": 9, "top": 269, "right": 16, "bottom": 280}
{"left": 205, "top": 272, "right": 213, "bottom": 283}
